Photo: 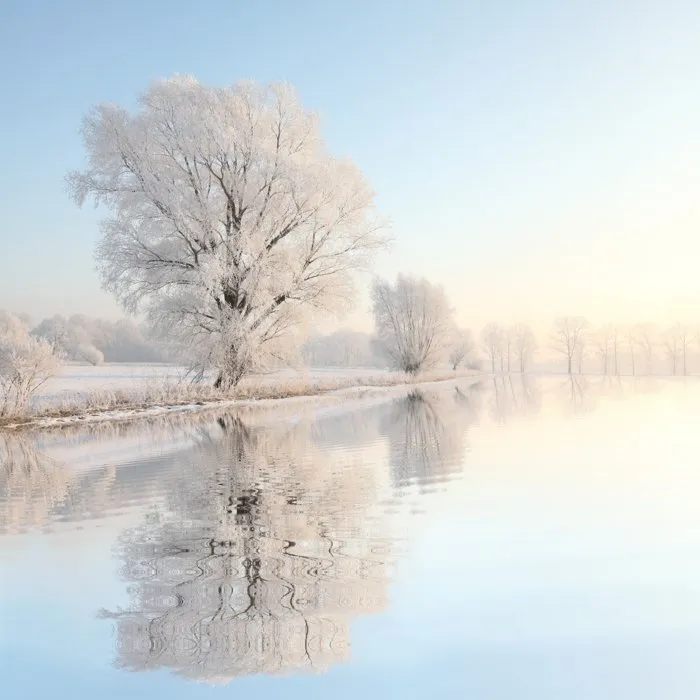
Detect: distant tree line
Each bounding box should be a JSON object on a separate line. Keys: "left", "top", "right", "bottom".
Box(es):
{"left": 30, "top": 314, "right": 172, "bottom": 365}
{"left": 549, "top": 317, "right": 700, "bottom": 376}
{"left": 300, "top": 276, "right": 478, "bottom": 374}
{"left": 302, "top": 299, "right": 700, "bottom": 379}
{"left": 0, "top": 310, "right": 179, "bottom": 416}
{"left": 301, "top": 330, "right": 384, "bottom": 368}
{"left": 480, "top": 323, "right": 538, "bottom": 374}
{"left": 6, "top": 301, "right": 697, "bottom": 399}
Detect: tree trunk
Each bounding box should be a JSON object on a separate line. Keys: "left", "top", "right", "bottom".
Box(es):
{"left": 567, "top": 356, "right": 572, "bottom": 375}
{"left": 215, "top": 348, "right": 249, "bottom": 391}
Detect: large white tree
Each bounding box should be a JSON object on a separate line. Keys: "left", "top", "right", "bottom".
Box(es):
{"left": 371, "top": 275, "right": 454, "bottom": 374}
{"left": 68, "top": 76, "right": 387, "bottom": 388}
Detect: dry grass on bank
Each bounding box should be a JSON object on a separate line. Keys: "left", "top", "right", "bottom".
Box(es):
{"left": 0, "top": 369, "right": 477, "bottom": 429}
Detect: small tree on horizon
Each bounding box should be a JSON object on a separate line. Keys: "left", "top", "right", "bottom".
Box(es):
{"left": 550, "top": 316, "right": 588, "bottom": 375}
{"left": 481, "top": 323, "right": 504, "bottom": 374}
{"left": 449, "top": 328, "right": 476, "bottom": 371}
{"left": 371, "top": 275, "right": 454, "bottom": 374}
{"left": 511, "top": 323, "right": 537, "bottom": 373}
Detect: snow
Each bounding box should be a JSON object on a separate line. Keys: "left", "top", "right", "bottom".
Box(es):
{"left": 32, "top": 363, "right": 190, "bottom": 408}
{"left": 34, "top": 363, "right": 395, "bottom": 407}
{"left": 10, "top": 361, "right": 477, "bottom": 433}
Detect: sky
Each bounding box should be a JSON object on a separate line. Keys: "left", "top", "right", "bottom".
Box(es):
{"left": 2, "top": 0, "right": 700, "bottom": 336}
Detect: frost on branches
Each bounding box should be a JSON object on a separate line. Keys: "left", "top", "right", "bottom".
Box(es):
{"left": 0, "top": 311, "right": 62, "bottom": 416}
{"left": 68, "top": 77, "right": 387, "bottom": 389}
{"left": 371, "top": 275, "right": 455, "bottom": 374}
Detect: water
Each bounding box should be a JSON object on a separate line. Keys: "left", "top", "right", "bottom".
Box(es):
{"left": 2, "top": 376, "right": 700, "bottom": 698}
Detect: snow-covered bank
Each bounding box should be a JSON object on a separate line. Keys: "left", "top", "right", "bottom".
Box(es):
{"left": 2, "top": 370, "right": 481, "bottom": 432}
{"left": 32, "top": 363, "right": 191, "bottom": 408}
{"left": 32, "top": 363, "right": 400, "bottom": 408}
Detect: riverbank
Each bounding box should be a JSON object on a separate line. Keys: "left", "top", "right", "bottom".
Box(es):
{"left": 0, "top": 369, "right": 480, "bottom": 432}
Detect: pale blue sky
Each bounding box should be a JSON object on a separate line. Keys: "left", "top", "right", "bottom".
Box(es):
{"left": 2, "top": 0, "right": 700, "bottom": 333}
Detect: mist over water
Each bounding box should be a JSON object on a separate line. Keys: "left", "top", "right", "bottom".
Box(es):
{"left": 2, "top": 376, "right": 700, "bottom": 698}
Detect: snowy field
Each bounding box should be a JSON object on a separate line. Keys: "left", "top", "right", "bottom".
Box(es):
{"left": 33, "top": 362, "right": 391, "bottom": 409}
{"left": 33, "top": 363, "right": 189, "bottom": 408}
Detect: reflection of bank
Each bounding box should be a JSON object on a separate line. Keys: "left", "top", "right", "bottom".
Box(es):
{"left": 0, "top": 429, "right": 189, "bottom": 534}
{"left": 0, "top": 435, "right": 71, "bottom": 533}
{"left": 0, "top": 383, "right": 485, "bottom": 682}
{"left": 100, "top": 415, "right": 392, "bottom": 682}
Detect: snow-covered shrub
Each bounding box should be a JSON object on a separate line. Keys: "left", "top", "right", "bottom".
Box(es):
{"left": 0, "top": 311, "right": 62, "bottom": 416}
{"left": 75, "top": 343, "right": 104, "bottom": 366}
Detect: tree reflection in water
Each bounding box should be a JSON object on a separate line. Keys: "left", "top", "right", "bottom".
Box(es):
{"left": 487, "top": 375, "right": 542, "bottom": 425}
{"left": 1, "top": 382, "right": 486, "bottom": 682}
{"left": 558, "top": 374, "right": 591, "bottom": 415}
{"left": 0, "top": 435, "right": 70, "bottom": 533}
{"left": 100, "top": 414, "right": 393, "bottom": 683}
{"left": 382, "top": 383, "right": 484, "bottom": 490}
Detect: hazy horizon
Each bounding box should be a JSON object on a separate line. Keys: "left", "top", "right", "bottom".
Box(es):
{"left": 3, "top": 0, "right": 700, "bottom": 336}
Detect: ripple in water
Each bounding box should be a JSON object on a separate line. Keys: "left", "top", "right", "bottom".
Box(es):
{"left": 0, "top": 381, "right": 483, "bottom": 682}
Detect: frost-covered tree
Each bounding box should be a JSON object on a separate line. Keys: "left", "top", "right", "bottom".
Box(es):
{"left": 32, "top": 315, "right": 169, "bottom": 364}
{"left": 511, "top": 323, "right": 537, "bottom": 373}
{"left": 32, "top": 315, "right": 104, "bottom": 365}
{"left": 663, "top": 323, "right": 691, "bottom": 376}
{"left": 594, "top": 325, "right": 611, "bottom": 375}
{"left": 448, "top": 329, "right": 475, "bottom": 371}
{"left": 609, "top": 324, "right": 621, "bottom": 375}
{"left": 675, "top": 323, "right": 692, "bottom": 376}
{"left": 68, "top": 76, "right": 387, "bottom": 389}
{"left": 625, "top": 325, "right": 637, "bottom": 376}
{"left": 635, "top": 323, "right": 657, "bottom": 375}
{"left": 574, "top": 336, "right": 587, "bottom": 374}
{"left": 550, "top": 316, "right": 588, "bottom": 375}
{"left": 0, "top": 311, "right": 62, "bottom": 416}
{"left": 371, "top": 275, "right": 454, "bottom": 374}
{"left": 480, "top": 323, "right": 504, "bottom": 374}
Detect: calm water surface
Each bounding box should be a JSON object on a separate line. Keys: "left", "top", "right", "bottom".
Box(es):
{"left": 2, "top": 376, "right": 700, "bottom": 698}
